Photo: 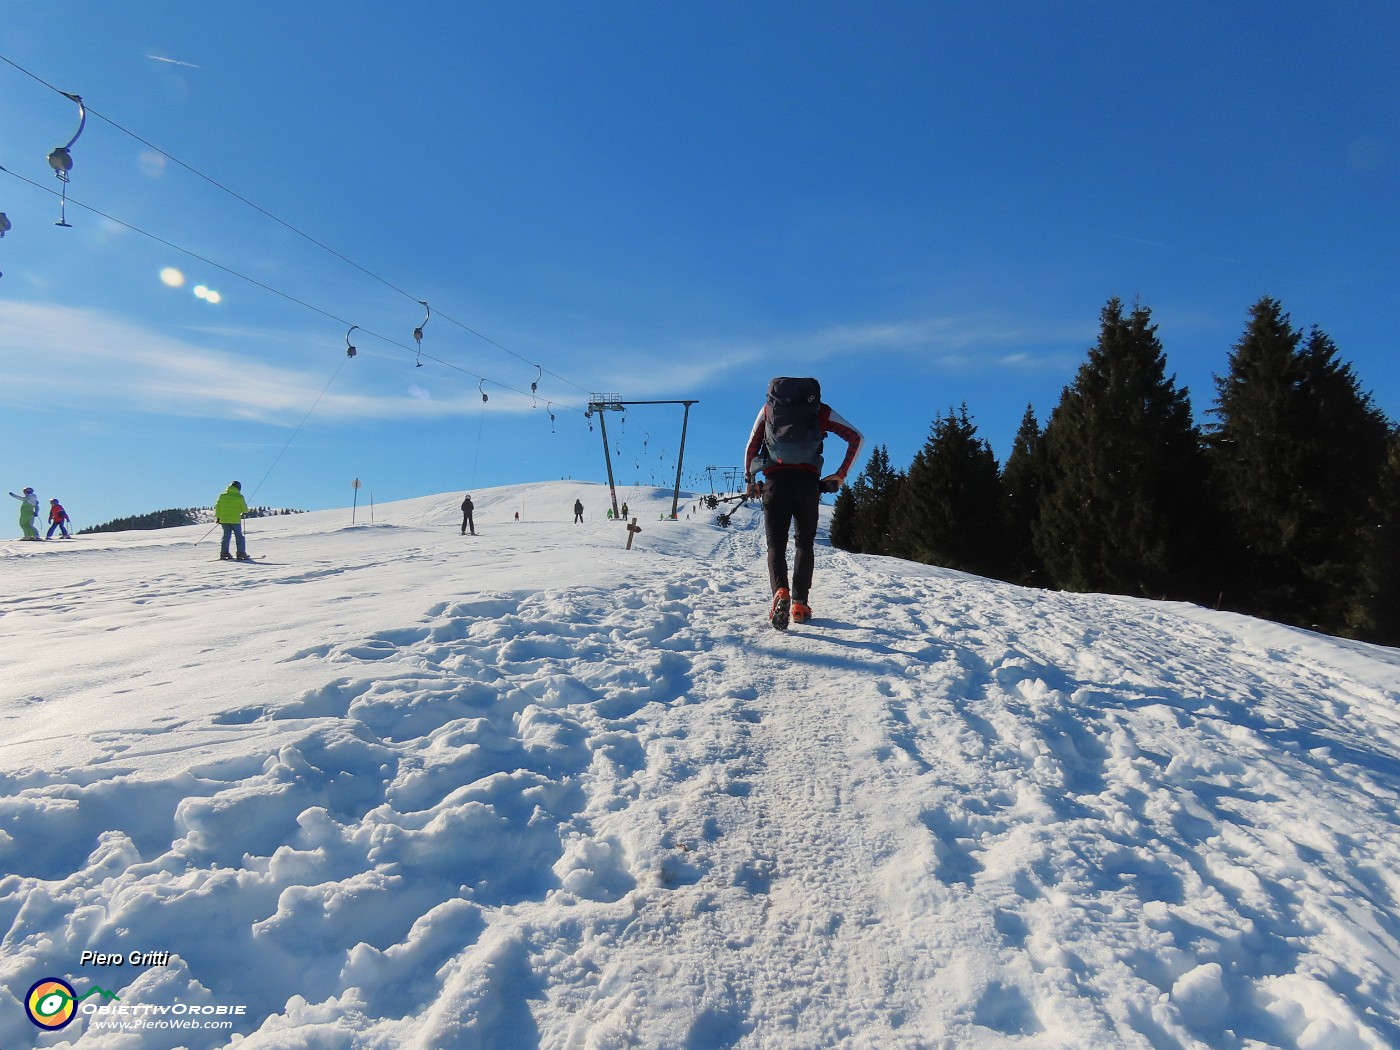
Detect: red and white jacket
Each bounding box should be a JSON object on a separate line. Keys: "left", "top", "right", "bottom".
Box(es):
{"left": 744, "top": 403, "right": 865, "bottom": 484}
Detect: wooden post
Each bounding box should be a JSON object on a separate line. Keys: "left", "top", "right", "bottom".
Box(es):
{"left": 626, "top": 518, "right": 642, "bottom": 550}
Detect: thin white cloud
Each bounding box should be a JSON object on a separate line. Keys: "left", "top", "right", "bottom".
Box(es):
{"left": 641, "top": 314, "right": 1087, "bottom": 387}
{"left": 147, "top": 54, "right": 202, "bottom": 69}
{"left": 801, "top": 315, "right": 1085, "bottom": 357}
{"left": 2, "top": 302, "right": 1082, "bottom": 426}
{"left": 1095, "top": 229, "right": 1242, "bottom": 266}
{"left": 596, "top": 343, "right": 763, "bottom": 396}
{"left": 585, "top": 312, "right": 1085, "bottom": 396}
{"left": 0, "top": 301, "right": 501, "bottom": 423}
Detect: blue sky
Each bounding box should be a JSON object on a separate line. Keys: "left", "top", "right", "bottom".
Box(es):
{"left": 3, "top": 2, "right": 1397, "bottom": 528}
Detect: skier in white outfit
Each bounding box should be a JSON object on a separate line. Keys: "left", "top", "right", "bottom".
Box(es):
{"left": 8, "top": 486, "right": 40, "bottom": 540}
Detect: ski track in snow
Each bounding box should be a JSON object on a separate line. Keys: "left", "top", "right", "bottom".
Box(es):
{"left": 1, "top": 481, "right": 1399, "bottom": 1049}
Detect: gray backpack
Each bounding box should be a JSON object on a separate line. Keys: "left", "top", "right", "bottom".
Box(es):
{"left": 763, "top": 377, "right": 824, "bottom": 472}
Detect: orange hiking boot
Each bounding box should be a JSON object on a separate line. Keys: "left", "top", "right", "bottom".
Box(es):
{"left": 769, "top": 587, "right": 791, "bottom": 631}
{"left": 791, "top": 600, "right": 812, "bottom": 624}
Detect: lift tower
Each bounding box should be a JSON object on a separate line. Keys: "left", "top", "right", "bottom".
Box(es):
{"left": 587, "top": 395, "right": 698, "bottom": 521}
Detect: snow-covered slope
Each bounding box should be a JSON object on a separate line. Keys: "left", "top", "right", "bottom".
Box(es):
{"left": 2, "top": 481, "right": 1398, "bottom": 1049}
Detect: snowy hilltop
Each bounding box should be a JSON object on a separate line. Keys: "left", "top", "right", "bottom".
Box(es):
{"left": 2, "top": 480, "right": 1399, "bottom": 1049}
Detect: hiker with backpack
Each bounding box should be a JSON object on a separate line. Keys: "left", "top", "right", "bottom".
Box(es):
{"left": 743, "top": 376, "right": 865, "bottom": 630}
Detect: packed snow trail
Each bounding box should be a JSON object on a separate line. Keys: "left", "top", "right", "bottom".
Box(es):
{"left": 1, "top": 482, "right": 1399, "bottom": 1049}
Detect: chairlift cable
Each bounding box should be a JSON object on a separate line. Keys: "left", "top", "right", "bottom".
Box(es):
{"left": 0, "top": 52, "right": 597, "bottom": 398}
{"left": 246, "top": 355, "right": 352, "bottom": 502}
{"left": 0, "top": 163, "right": 587, "bottom": 411}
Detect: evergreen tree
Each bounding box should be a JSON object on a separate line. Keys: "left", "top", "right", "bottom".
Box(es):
{"left": 1035, "top": 298, "right": 1208, "bottom": 599}
{"left": 1351, "top": 427, "right": 1400, "bottom": 645}
{"left": 78, "top": 505, "right": 306, "bottom": 535}
{"left": 889, "top": 405, "right": 1002, "bottom": 575}
{"left": 78, "top": 508, "right": 203, "bottom": 534}
{"left": 1208, "top": 298, "right": 1391, "bottom": 631}
{"left": 829, "top": 484, "right": 858, "bottom": 552}
{"left": 831, "top": 445, "right": 904, "bottom": 556}
{"left": 999, "top": 404, "right": 1047, "bottom": 586}
{"left": 853, "top": 444, "right": 905, "bottom": 556}
{"left": 1204, "top": 297, "right": 1299, "bottom": 613}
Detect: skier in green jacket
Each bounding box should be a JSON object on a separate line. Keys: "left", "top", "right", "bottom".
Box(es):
{"left": 215, "top": 481, "right": 251, "bottom": 561}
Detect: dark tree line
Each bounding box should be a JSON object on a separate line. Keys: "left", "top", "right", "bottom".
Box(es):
{"left": 78, "top": 506, "right": 304, "bottom": 534}
{"left": 830, "top": 295, "right": 1400, "bottom": 646}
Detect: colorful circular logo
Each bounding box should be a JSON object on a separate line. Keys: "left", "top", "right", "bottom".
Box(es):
{"left": 25, "top": 978, "right": 77, "bottom": 1030}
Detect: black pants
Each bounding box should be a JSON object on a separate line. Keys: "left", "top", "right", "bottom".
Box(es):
{"left": 762, "top": 471, "right": 820, "bottom": 601}
{"left": 461, "top": 513, "right": 474, "bottom": 535}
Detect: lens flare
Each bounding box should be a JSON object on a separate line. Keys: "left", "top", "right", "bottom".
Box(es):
{"left": 159, "top": 267, "right": 185, "bottom": 287}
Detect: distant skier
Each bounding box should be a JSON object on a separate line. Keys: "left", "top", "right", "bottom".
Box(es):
{"left": 46, "top": 499, "right": 71, "bottom": 539}
{"left": 8, "top": 486, "right": 40, "bottom": 540}
{"left": 743, "top": 376, "right": 864, "bottom": 630}
{"left": 621, "top": 501, "right": 629, "bottom": 520}
{"left": 573, "top": 499, "right": 584, "bottom": 524}
{"left": 460, "top": 494, "right": 476, "bottom": 536}
{"left": 215, "top": 480, "right": 252, "bottom": 561}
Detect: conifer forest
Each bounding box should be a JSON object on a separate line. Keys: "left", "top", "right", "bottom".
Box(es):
{"left": 830, "top": 296, "right": 1400, "bottom": 646}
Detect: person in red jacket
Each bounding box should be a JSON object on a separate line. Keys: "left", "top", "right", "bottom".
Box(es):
{"left": 46, "top": 499, "right": 71, "bottom": 539}
{"left": 743, "top": 376, "right": 864, "bottom": 630}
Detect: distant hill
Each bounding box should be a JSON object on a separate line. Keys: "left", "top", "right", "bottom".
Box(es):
{"left": 77, "top": 507, "right": 305, "bottom": 535}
